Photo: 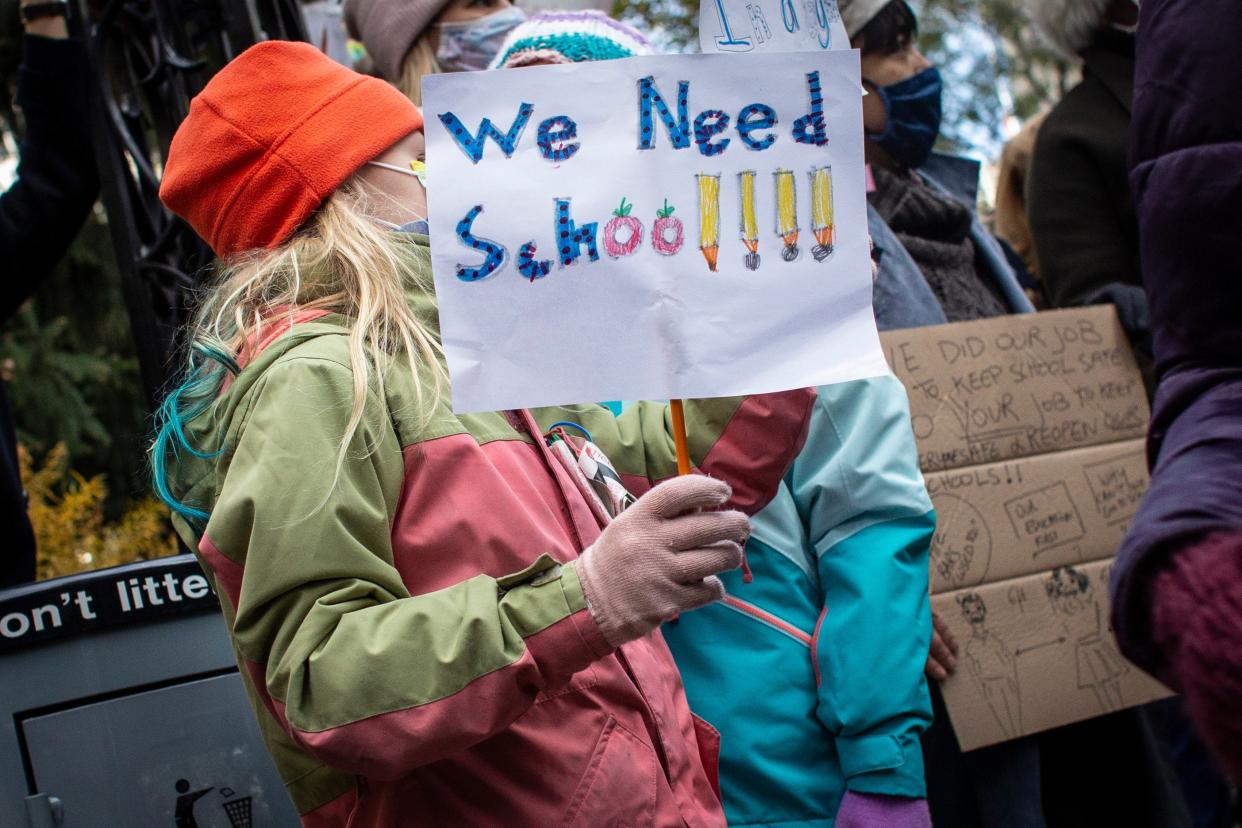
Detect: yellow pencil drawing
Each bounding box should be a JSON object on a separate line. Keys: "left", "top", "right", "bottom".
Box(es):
{"left": 697, "top": 173, "right": 721, "bottom": 272}
{"left": 810, "top": 165, "right": 834, "bottom": 262}
{"left": 739, "top": 170, "right": 760, "bottom": 271}
{"left": 774, "top": 168, "right": 800, "bottom": 261}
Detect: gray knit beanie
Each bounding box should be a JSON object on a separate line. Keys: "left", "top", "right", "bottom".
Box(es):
{"left": 1026, "top": 0, "right": 1113, "bottom": 59}
{"left": 344, "top": 0, "right": 454, "bottom": 81}
{"left": 838, "top": 0, "right": 891, "bottom": 39}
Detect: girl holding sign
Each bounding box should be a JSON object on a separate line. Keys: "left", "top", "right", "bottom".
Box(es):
{"left": 151, "top": 41, "right": 814, "bottom": 826}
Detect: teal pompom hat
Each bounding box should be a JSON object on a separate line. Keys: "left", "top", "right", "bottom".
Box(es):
{"left": 488, "top": 10, "right": 653, "bottom": 69}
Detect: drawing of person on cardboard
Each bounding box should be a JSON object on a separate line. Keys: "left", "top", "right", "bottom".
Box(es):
{"left": 1044, "top": 566, "right": 1128, "bottom": 712}
{"left": 958, "top": 592, "right": 1022, "bottom": 738}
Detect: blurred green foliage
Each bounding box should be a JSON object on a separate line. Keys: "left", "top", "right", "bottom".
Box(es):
{"left": 2, "top": 213, "right": 150, "bottom": 520}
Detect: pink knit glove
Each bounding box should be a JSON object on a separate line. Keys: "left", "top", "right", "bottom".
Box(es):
{"left": 835, "top": 792, "right": 931, "bottom": 828}
{"left": 576, "top": 475, "right": 747, "bottom": 648}
{"left": 1151, "top": 529, "right": 1242, "bottom": 781}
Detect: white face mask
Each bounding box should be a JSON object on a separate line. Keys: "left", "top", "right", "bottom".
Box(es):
{"left": 435, "top": 6, "right": 525, "bottom": 73}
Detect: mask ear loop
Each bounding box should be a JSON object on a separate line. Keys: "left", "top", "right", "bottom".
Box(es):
{"left": 367, "top": 159, "right": 428, "bottom": 189}
{"left": 367, "top": 160, "right": 412, "bottom": 174}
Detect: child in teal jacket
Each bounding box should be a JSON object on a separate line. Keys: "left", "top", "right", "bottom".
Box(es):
{"left": 663, "top": 374, "right": 935, "bottom": 827}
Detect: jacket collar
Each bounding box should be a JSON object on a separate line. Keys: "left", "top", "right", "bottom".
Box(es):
{"left": 393, "top": 233, "right": 441, "bottom": 337}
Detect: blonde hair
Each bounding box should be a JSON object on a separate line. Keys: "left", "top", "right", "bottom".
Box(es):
{"left": 395, "top": 36, "right": 440, "bottom": 106}
{"left": 152, "top": 181, "right": 444, "bottom": 521}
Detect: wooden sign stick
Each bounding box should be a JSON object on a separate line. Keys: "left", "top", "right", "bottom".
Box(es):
{"left": 670, "top": 399, "right": 692, "bottom": 476}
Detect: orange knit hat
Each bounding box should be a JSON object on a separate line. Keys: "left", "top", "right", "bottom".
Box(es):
{"left": 160, "top": 40, "right": 423, "bottom": 257}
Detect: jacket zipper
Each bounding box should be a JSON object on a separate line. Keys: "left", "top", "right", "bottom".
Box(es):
{"left": 811, "top": 607, "right": 827, "bottom": 688}
{"left": 719, "top": 595, "right": 813, "bottom": 647}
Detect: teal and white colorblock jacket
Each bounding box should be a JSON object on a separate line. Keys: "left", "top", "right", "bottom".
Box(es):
{"left": 662, "top": 375, "right": 935, "bottom": 827}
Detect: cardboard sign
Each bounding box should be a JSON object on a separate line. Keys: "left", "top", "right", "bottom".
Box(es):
{"left": 881, "top": 306, "right": 1169, "bottom": 751}
{"left": 699, "top": 0, "right": 848, "bottom": 54}
{"left": 883, "top": 307, "right": 1150, "bottom": 473}
{"left": 424, "top": 51, "right": 886, "bottom": 413}
{"left": 930, "top": 559, "right": 1169, "bottom": 751}
{"left": 924, "top": 440, "right": 1147, "bottom": 595}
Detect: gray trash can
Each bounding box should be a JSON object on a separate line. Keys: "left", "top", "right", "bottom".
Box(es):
{"left": 0, "top": 556, "right": 300, "bottom": 827}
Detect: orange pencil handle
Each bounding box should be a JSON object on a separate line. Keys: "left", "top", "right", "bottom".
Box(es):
{"left": 670, "top": 399, "right": 692, "bottom": 476}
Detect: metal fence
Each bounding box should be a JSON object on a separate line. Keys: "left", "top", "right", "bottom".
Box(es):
{"left": 75, "top": 0, "right": 308, "bottom": 405}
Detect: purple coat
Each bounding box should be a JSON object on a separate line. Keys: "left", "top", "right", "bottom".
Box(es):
{"left": 1109, "top": 0, "right": 1242, "bottom": 677}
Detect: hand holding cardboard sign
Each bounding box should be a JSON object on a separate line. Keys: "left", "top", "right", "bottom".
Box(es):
{"left": 577, "top": 475, "right": 747, "bottom": 648}
{"left": 925, "top": 609, "right": 959, "bottom": 681}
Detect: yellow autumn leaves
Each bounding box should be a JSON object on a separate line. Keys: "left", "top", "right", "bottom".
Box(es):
{"left": 20, "top": 444, "right": 179, "bottom": 580}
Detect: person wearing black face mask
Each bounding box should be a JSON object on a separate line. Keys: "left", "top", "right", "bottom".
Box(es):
{"left": 840, "top": 0, "right": 1033, "bottom": 333}
{"left": 839, "top": 5, "right": 1044, "bottom": 825}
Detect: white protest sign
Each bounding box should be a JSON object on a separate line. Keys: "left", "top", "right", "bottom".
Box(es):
{"left": 699, "top": 0, "right": 847, "bottom": 54}
{"left": 424, "top": 50, "right": 887, "bottom": 413}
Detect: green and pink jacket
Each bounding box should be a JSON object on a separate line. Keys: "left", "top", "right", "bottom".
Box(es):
{"left": 166, "top": 238, "right": 815, "bottom": 826}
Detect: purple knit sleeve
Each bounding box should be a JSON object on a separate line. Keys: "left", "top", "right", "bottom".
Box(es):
{"left": 1150, "top": 529, "right": 1242, "bottom": 781}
